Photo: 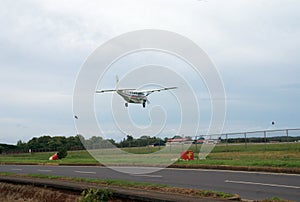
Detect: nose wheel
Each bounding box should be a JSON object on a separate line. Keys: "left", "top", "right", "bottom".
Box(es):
{"left": 125, "top": 103, "right": 128, "bottom": 107}
{"left": 142, "top": 102, "right": 146, "bottom": 108}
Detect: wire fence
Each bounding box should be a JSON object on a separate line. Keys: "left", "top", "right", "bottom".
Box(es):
{"left": 195, "top": 128, "right": 300, "bottom": 152}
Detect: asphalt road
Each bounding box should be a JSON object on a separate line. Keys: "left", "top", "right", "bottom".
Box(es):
{"left": 0, "top": 165, "right": 299, "bottom": 201}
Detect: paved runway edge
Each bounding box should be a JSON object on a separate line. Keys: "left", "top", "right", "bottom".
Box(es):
{"left": 2, "top": 162, "right": 300, "bottom": 174}
{"left": 0, "top": 175, "right": 237, "bottom": 202}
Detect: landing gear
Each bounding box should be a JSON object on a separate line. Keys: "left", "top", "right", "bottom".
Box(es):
{"left": 142, "top": 102, "right": 146, "bottom": 108}
{"left": 125, "top": 103, "right": 128, "bottom": 107}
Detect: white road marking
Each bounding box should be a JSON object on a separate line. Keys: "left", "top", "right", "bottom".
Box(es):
{"left": 56, "top": 166, "right": 299, "bottom": 177}
{"left": 131, "top": 174, "right": 162, "bottom": 178}
{"left": 75, "top": 171, "right": 96, "bottom": 174}
{"left": 37, "top": 169, "right": 52, "bottom": 172}
{"left": 11, "top": 168, "right": 22, "bottom": 171}
{"left": 225, "top": 180, "right": 300, "bottom": 189}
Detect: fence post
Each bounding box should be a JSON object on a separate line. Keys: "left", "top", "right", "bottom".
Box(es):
{"left": 264, "top": 131, "right": 267, "bottom": 150}
{"left": 159, "top": 139, "right": 161, "bottom": 150}
{"left": 225, "top": 134, "right": 228, "bottom": 151}
{"left": 194, "top": 135, "right": 197, "bottom": 153}
{"left": 244, "top": 132, "right": 247, "bottom": 149}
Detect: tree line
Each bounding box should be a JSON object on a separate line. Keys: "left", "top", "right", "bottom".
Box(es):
{"left": 2, "top": 134, "right": 299, "bottom": 154}
{"left": 15, "top": 135, "right": 85, "bottom": 153}
{"left": 0, "top": 135, "right": 167, "bottom": 154}
{"left": 118, "top": 135, "right": 166, "bottom": 148}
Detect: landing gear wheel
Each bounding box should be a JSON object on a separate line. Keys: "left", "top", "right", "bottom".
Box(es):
{"left": 142, "top": 102, "right": 146, "bottom": 108}
{"left": 125, "top": 103, "right": 128, "bottom": 107}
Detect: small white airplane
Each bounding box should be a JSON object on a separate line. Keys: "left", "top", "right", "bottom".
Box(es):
{"left": 95, "top": 77, "right": 177, "bottom": 108}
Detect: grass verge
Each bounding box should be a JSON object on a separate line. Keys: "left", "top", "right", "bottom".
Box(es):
{"left": 0, "top": 172, "right": 237, "bottom": 200}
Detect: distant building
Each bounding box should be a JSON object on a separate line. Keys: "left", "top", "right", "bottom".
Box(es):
{"left": 193, "top": 139, "right": 205, "bottom": 144}
{"left": 166, "top": 138, "right": 193, "bottom": 146}
{"left": 193, "top": 139, "right": 220, "bottom": 144}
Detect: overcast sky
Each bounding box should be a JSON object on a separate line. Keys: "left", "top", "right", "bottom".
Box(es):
{"left": 0, "top": 0, "right": 299, "bottom": 144}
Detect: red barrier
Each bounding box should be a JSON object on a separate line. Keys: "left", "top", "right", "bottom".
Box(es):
{"left": 180, "top": 150, "right": 194, "bottom": 160}
{"left": 49, "top": 153, "right": 58, "bottom": 160}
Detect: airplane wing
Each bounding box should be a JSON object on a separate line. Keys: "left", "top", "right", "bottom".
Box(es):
{"left": 95, "top": 88, "right": 136, "bottom": 93}
{"left": 137, "top": 87, "right": 178, "bottom": 96}
{"left": 95, "top": 89, "right": 116, "bottom": 93}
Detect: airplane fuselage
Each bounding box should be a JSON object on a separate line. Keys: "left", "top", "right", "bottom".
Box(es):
{"left": 117, "top": 90, "right": 147, "bottom": 104}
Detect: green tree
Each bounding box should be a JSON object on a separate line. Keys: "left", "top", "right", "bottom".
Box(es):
{"left": 17, "top": 140, "right": 27, "bottom": 151}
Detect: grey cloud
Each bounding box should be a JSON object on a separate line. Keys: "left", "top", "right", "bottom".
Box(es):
{"left": 0, "top": 0, "right": 299, "bottom": 143}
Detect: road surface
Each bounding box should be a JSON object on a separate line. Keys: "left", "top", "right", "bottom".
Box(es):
{"left": 0, "top": 165, "right": 299, "bottom": 201}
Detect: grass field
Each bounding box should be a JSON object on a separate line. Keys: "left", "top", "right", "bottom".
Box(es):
{"left": 186, "top": 142, "right": 300, "bottom": 168}
{"left": 0, "top": 172, "right": 237, "bottom": 200}
{"left": 1, "top": 143, "right": 299, "bottom": 169}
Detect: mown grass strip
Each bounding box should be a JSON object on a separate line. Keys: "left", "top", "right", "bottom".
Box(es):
{"left": 1, "top": 143, "right": 299, "bottom": 169}
{"left": 0, "top": 172, "right": 236, "bottom": 200}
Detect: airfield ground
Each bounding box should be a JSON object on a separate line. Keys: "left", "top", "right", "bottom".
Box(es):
{"left": 1, "top": 143, "right": 299, "bottom": 172}
{"left": 1, "top": 143, "right": 298, "bottom": 202}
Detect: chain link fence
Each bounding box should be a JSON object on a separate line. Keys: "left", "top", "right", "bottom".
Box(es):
{"left": 193, "top": 128, "right": 300, "bottom": 152}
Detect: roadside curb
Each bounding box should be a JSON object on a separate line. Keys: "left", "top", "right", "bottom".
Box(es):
{"left": 0, "top": 175, "right": 237, "bottom": 202}
{"left": 168, "top": 164, "right": 300, "bottom": 174}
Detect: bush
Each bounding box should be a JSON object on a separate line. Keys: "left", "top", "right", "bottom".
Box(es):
{"left": 80, "top": 188, "right": 112, "bottom": 202}
{"left": 57, "top": 147, "right": 68, "bottom": 159}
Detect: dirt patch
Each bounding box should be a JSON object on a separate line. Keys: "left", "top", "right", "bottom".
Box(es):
{"left": 0, "top": 182, "right": 133, "bottom": 202}
{"left": 0, "top": 182, "right": 81, "bottom": 202}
